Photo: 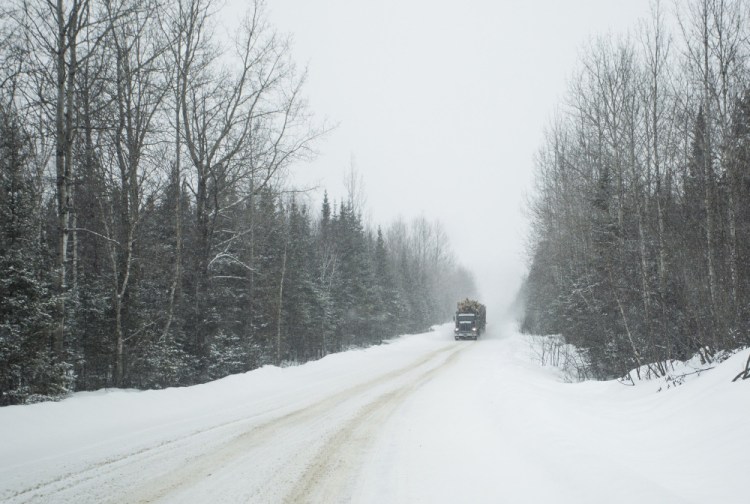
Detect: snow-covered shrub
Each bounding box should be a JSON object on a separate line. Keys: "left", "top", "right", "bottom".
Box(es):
{"left": 527, "top": 334, "right": 591, "bottom": 382}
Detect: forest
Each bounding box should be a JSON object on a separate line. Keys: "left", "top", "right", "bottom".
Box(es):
{"left": 0, "top": 0, "right": 476, "bottom": 405}
{"left": 521, "top": 0, "right": 750, "bottom": 380}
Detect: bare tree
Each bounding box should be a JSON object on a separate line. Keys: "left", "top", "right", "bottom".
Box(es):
{"left": 170, "top": 0, "right": 317, "bottom": 376}
{"left": 11, "top": 0, "right": 122, "bottom": 358}
{"left": 640, "top": 0, "right": 676, "bottom": 358}
{"left": 344, "top": 158, "right": 367, "bottom": 219}
{"left": 96, "top": 0, "right": 169, "bottom": 385}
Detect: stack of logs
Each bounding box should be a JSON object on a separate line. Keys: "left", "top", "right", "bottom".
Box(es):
{"left": 457, "top": 298, "right": 483, "bottom": 313}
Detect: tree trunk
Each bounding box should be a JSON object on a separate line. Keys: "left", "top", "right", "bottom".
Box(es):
{"left": 728, "top": 183, "right": 739, "bottom": 316}
{"left": 702, "top": 1, "right": 718, "bottom": 327}
{"left": 276, "top": 241, "right": 288, "bottom": 365}
{"left": 54, "top": 0, "right": 80, "bottom": 356}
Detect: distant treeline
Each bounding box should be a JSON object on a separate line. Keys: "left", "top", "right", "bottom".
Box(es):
{"left": 0, "top": 0, "right": 476, "bottom": 405}
{"left": 521, "top": 0, "right": 750, "bottom": 379}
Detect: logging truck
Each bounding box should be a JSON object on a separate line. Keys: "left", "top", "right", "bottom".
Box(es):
{"left": 454, "top": 299, "right": 486, "bottom": 340}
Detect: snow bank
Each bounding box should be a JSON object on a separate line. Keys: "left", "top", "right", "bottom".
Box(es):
{"left": 0, "top": 327, "right": 455, "bottom": 500}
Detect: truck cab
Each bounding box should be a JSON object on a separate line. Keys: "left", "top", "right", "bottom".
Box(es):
{"left": 454, "top": 312, "right": 480, "bottom": 340}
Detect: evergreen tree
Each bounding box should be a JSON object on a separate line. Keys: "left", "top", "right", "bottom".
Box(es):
{"left": 250, "top": 189, "right": 284, "bottom": 362}
{"left": 373, "top": 227, "right": 401, "bottom": 333}
{"left": 281, "top": 200, "right": 319, "bottom": 361}
{"left": 0, "top": 104, "right": 70, "bottom": 404}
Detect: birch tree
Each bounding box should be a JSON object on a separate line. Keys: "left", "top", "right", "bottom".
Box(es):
{"left": 99, "top": 0, "right": 168, "bottom": 385}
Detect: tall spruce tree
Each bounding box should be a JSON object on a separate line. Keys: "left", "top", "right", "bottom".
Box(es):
{"left": 0, "top": 104, "right": 69, "bottom": 404}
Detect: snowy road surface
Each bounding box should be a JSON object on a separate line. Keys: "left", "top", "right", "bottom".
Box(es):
{"left": 1, "top": 323, "right": 747, "bottom": 503}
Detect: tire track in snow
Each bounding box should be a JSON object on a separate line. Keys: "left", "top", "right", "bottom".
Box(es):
{"left": 6, "top": 340, "right": 466, "bottom": 504}
{"left": 129, "top": 343, "right": 469, "bottom": 504}
{"left": 283, "top": 343, "right": 467, "bottom": 503}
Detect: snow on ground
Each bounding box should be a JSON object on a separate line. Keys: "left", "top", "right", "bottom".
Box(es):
{"left": 0, "top": 323, "right": 747, "bottom": 503}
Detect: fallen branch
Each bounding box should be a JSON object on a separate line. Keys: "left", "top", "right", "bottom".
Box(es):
{"left": 732, "top": 352, "right": 750, "bottom": 382}
{"left": 666, "top": 367, "right": 714, "bottom": 380}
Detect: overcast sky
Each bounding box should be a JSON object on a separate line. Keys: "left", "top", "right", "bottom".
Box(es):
{"left": 226, "top": 0, "right": 654, "bottom": 315}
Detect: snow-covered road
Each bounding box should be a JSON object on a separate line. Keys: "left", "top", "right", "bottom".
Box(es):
{"left": 1, "top": 323, "right": 747, "bottom": 503}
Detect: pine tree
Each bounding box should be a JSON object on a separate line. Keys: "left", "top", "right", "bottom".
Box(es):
{"left": 372, "top": 227, "right": 401, "bottom": 338}
{"left": 0, "top": 104, "right": 70, "bottom": 404}
{"left": 280, "top": 200, "right": 318, "bottom": 361}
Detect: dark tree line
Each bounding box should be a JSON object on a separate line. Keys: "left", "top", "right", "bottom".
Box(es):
{"left": 0, "top": 0, "right": 476, "bottom": 405}
{"left": 521, "top": 0, "right": 750, "bottom": 379}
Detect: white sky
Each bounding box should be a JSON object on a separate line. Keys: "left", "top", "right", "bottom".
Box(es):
{"left": 226, "top": 0, "right": 654, "bottom": 314}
